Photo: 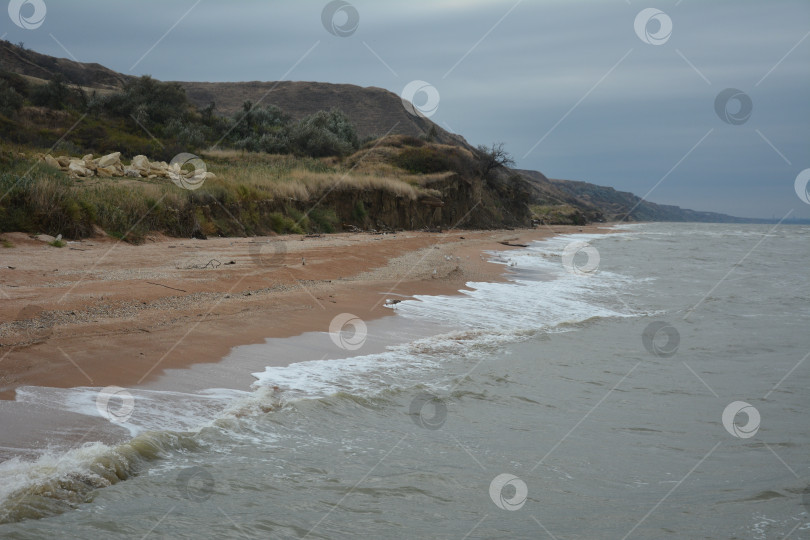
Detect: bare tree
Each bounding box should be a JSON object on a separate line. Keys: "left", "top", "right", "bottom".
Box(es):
{"left": 477, "top": 142, "right": 515, "bottom": 178}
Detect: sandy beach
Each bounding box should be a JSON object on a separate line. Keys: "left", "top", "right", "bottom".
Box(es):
{"left": 0, "top": 225, "right": 609, "bottom": 399}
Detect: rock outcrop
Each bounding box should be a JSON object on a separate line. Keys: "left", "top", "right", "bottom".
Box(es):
{"left": 38, "top": 152, "right": 215, "bottom": 188}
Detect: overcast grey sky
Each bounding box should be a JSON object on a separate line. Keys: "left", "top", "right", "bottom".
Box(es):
{"left": 4, "top": 0, "right": 809, "bottom": 219}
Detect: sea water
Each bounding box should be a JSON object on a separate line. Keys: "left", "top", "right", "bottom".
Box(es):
{"left": 0, "top": 223, "right": 808, "bottom": 539}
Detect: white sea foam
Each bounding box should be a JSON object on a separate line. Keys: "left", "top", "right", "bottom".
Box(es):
{"left": 9, "top": 233, "right": 636, "bottom": 446}
{"left": 13, "top": 386, "right": 247, "bottom": 437}
{"left": 0, "top": 442, "right": 115, "bottom": 505}
{"left": 251, "top": 233, "right": 637, "bottom": 399}
{"left": 1, "top": 233, "right": 638, "bottom": 516}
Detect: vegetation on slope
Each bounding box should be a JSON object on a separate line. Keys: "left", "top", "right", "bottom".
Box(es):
{"left": 0, "top": 45, "right": 536, "bottom": 242}
{"left": 0, "top": 132, "right": 528, "bottom": 242}
{"left": 0, "top": 70, "right": 364, "bottom": 161}
{"left": 1, "top": 41, "right": 757, "bottom": 227}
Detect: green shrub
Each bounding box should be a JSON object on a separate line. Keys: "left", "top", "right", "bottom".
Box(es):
{"left": 165, "top": 118, "right": 206, "bottom": 149}
{"left": 421, "top": 124, "right": 438, "bottom": 143}
{"left": 308, "top": 207, "right": 339, "bottom": 233}
{"left": 393, "top": 146, "right": 471, "bottom": 175}
{"left": 268, "top": 212, "right": 303, "bottom": 234}
{"left": 0, "top": 71, "right": 30, "bottom": 98}
{"left": 289, "top": 108, "right": 358, "bottom": 158}
{"left": 257, "top": 132, "right": 290, "bottom": 154}
{"left": 102, "top": 76, "right": 189, "bottom": 126}
{"left": 231, "top": 103, "right": 288, "bottom": 137}
{"left": 0, "top": 80, "right": 23, "bottom": 117}
{"left": 352, "top": 200, "right": 367, "bottom": 222}
{"left": 30, "top": 76, "right": 72, "bottom": 109}
{"left": 285, "top": 206, "right": 310, "bottom": 230}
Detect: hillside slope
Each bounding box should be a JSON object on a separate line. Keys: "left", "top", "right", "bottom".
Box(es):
{"left": 0, "top": 42, "right": 465, "bottom": 147}
{"left": 0, "top": 41, "right": 756, "bottom": 227}
{"left": 178, "top": 81, "right": 469, "bottom": 148}
{"left": 519, "top": 169, "right": 758, "bottom": 223}
{"left": 0, "top": 41, "right": 130, "bottom": 90}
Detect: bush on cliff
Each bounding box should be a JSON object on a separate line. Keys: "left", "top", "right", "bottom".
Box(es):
{"left": 0, "top": 80, "right": 23, "bottom": 117}
{"left": 288, "top": 108, "right": 359, "bottom": 158}
{"left": 393, "top": 145, "right": 474, "bottom": 176}
{"left": 102, "top": 76, "right": 189, "bottom": 126}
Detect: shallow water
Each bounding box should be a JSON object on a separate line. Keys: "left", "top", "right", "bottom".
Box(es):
{"left": 1, "top": 223, "right": 808, "bottom": 538}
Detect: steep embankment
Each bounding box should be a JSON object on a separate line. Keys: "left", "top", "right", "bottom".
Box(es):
{"left": 5, "top": 136, "right": 531, "bottom": 241}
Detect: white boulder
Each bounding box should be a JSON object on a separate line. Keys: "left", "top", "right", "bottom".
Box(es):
{"left": 97, "top": 152, "right": 121, "bottom": 168}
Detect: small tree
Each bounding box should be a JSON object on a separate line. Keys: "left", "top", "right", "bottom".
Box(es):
{"left": 31, "top": 75, "right": 70, "bottom": 109}
{"left": 231, "top": 104, "right": 287, "bottom": 137}
{"left": 289, "top": 108, "right": 358, "bottom": 157}
{"left": 477, "top": 142, "right": 515, "bottom": 178}
{"left": 423, "top": 124, "right": 438, "bottom": 142}
{"left": 200, "top": 101, "right": 216, "bottom": 123}
{"left": 104, "top": 75, "right": 189, "bottom": 125}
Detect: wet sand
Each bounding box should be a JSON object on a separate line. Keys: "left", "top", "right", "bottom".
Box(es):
{"left": 0, "top": 225, "right": 611, "bottom": 400}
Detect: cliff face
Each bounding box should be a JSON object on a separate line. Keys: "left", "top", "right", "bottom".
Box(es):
{"left": 258, "top": 171, "right": 529, "bottom": 232}
{"left": 216, "top": 140, "right": 533, "bottom": 232}
{"left": 13, "top": 137, "right": 534, "bottom": 241}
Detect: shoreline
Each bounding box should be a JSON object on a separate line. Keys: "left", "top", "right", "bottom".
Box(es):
{"left": 0, "top": 225, "right": 612, "bottom": 400}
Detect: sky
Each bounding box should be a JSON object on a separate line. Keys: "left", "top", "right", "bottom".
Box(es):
{"left": 3, "top": 0, "right": 809, "bottom": 219}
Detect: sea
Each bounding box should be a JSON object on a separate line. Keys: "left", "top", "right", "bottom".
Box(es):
{"left": 0, "top": 222, "right": 807, "bottom": 539}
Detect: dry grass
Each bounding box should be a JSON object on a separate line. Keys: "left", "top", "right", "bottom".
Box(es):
{"left": 232, "top": 168, "right": 421, "bottom": 200}
{"left": 202, "top": 149, "right": 441, "bottom": 201}
{"left": 1, "top": 137, "right": 463, "bottom": 241}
